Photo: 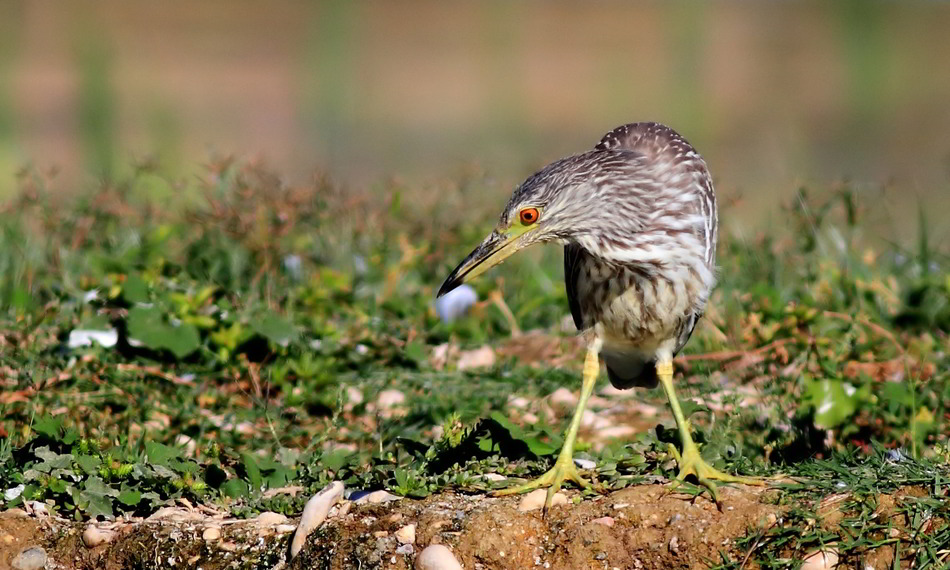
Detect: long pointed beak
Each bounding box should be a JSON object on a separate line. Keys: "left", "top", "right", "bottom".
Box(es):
{"left": 437, "top": 230, "right": 525, "bottom": 298}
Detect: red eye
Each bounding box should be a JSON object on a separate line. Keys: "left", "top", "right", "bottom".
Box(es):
{"left": 519, "top": 207, "right": 539, "bottom": 225}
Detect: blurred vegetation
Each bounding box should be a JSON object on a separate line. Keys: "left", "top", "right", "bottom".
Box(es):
{"left": 0, "top": 159, "right": 947, "bottom": 565}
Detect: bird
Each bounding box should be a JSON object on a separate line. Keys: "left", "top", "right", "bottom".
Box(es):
{"left": 437, "top": 122, "right": 762, "bottom": 511}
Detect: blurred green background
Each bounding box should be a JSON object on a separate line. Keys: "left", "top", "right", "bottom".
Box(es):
{"left": 1, "top": 1, "right": 949, "bottom": 240}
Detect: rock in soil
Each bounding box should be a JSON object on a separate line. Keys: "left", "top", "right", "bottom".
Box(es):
{"left": 291, "top": 480, "right": 345, "bottom": 558}
{"left": 414, "top": 544, "right": 463, "bottom": 570}
{"left": 11, "top": 546, "right": 47, "bottom": 570}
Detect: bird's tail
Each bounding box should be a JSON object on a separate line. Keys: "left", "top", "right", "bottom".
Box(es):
{"left": 602, "top": 346, "right": 659, "bottom": 389}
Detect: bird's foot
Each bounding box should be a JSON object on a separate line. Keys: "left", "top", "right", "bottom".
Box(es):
{"left": 667, "top": 443, "right": 764, "bottom": 505}
{"left": 493, "top": 454, "right": 596, "bottom": 514}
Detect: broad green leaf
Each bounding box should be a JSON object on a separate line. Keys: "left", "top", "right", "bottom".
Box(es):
{"left": 222, "top": 478, "right": 250, "bottom": 499}
{"left": 804, "top": 377, "right": 858, "bottom": 429}
{"left": 127, "top": 305, "right": 200, "bottom": 358}
{"left": 122, "top": 274, "right": 150, "bottom": 304}
{"left": 32, "top": 416, "right": 63, "bottom": 439}
{"left": 145, "top": 442, "right": 182, "bottom": 467}
{"left": 76, "top": 455, "right": 101, "bottom": 475}
{"left": 80, "top": 477, "right": 118, "bottom": 519}
{"left": 241, "top": 452, "right": 263, "bottom": 491}
{"left": 117, "top": 487, "right": 142, "bottom": 507}
{"left": 251, "top": 314, "right": 297, "bottom": 347}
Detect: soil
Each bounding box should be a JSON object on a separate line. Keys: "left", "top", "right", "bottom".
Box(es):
{"left": 1, "top": 483, "right": 784, "bottom": 570}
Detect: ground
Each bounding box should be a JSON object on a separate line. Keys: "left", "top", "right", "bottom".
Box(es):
{"left": 3, "top": 481, "right": 940, "bottom": 569}
{"left": 0, "top": 486, "right": 783, "bottom": 570}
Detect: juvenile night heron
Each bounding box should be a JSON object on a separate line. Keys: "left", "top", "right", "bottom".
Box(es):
{"left": 438, "top": 122, "right": 761, "bottom": 510}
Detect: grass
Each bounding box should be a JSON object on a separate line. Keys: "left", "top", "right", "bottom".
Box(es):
{"left": 0, "top": 159, "right": 948, "bottom": 566}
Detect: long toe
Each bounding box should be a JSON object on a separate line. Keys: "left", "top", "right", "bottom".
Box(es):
{"left": 670, "top": 445, "right": 765, "bottom": 503}
{"left": 492, "top": 457, "right": 594, "bottom": 500}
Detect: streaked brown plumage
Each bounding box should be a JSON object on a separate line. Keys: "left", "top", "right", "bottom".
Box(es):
{"left": 566, "top": 122, "right": 717, "bottom": 389}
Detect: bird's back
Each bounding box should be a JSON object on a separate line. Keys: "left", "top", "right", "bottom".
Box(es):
{"left": 564, "top": 122, "right": 717, "bottom": 389}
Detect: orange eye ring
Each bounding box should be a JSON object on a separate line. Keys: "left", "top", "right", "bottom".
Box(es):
{"left": 519, "top": 207, "right": 540, "bottom": 225}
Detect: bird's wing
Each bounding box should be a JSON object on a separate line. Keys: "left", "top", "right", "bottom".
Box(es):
{"left": 675, "top": 310, "right": 703, "bottom": 355}
{"left": 563, "top": 244, "right": 588, "bottom": 330}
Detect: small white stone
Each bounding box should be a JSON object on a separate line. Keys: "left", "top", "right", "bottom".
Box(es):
{"left": 457, "top": 346, "right": 495, "bottom": 370}
{"left": 414, "top": 544, "right": 463, "bottom": 570}
{"left": 202, "top": 527, "right": 221, "bottom": 541}
{"left": 68, "top": 329, "right": 118, "bottom": 348}
{"left": 395, "top": 523, "right": 416, "bottom": 544}
{"left": 255, "top": 511, "right": 289, "bottom": 526}
{"left": 377, "top": 389, "right": 406, "bottom": 409}
{"left": 291, "top": 481, "right": 345, "bottom": 559}
{"left": 801, "top": 548, "right": 839, "bottom": 570}
{"left": 435, "top": 284, "right": 477, "bottom": 323}
{"left": 275, "top": 524, "right": 296, "bottom": 534}
{"left": 480, "top": 473, "right": 506, "bottom": 482}
{"left": 592, "top": 516, "right": 614, "bottom": 527}
{"left": 668, "top": 535, "right": 679, "bottom": 553}
{"left": 508, "top": 396, "right": 530, "bottom": 409}
{"left": 25, "top": 501, "right": 48, "bottom": 517}
{"left": 174, "top": 434, "right": 197, "bottom": 457}
{"left": 573, "top": 458, "right": 596, "bottom": 470}
{"left": 518, "top": 488, "right": 568, "bottom": 512}
{"left": 82, "top": 525, "right": 115, "bottom": 548}
{"left": 549, "top": 387, "right": 578, "bottom": 408}
{"left": 346, "top": 387, "right": 364, "bottom": 406}
{"left": 597, "top": 426, "right": 637, "bottom": 440}
{"left": 354, "top": 490, "right": 402, "bottom": 504}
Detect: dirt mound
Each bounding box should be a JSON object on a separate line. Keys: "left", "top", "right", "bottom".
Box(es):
{"left": 1, "top": 484, "right": 784, "bottom": 569}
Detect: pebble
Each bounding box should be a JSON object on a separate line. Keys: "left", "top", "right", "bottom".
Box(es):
{"left": 377, "top": 389, "right": 406, "bottom": 409}
{"left": 12, "top": 546, "right": 47, "bottom": 570}
{"left": 256, "top": 511, "right": 289, "bottom": 526}
{"left": 202, "top": 527, "right": 221, "bottom": 541}
{"left": 549, "top": 387, "right": 578, "bottom": 408}
{"left": 480, "top": 473, "right": 506, "bottom": 482}
{"left": 457, "top": 346, "right": 496, "bottom": 370}
{"left": 573, "top": 458, "right": 596, "bottom": 470}
{"left": 82, "top": 525, "right": 115, "bottom": 547}
{"left": 395, "top": 523, "right": 416, "bottom": 544}
{"left": 801, "top": 548, "right": 839, "bottom": 570}
{"left": 518, "top": 489, "right": 568, "bottom": 512}
{"left": 275, "top": 524, "right": 296, "bottom": 534}
{"left": 175, "top": 434, "right": 197, "bottom": 457}
{"left": 592, "top": 516, "right": 615, "bottom": 527}
{"left": 434, "top": 284, "right": 477, "bottom": 323}
{"left": 414, "top": 544, "right": 463, "bottom": 570}
{"left": 668, "top": 535, "right": 679, "bottom": 553}
{"left": 25, "top": 501, "right": 48, "bottom": 517}
{"left": 346, "top": 387, "right": 364, "bottom": 406}
{"left": 595, "top": 426, "right": 637, "bottom": 440}
{"left": 354, "top": 490, "right": 402, "bottom": 504}
{"left": 291, "top": 481, "right": 345, "bottom": 559}
{"left": 508, "top": 396, "right": 530, "bottom": 409}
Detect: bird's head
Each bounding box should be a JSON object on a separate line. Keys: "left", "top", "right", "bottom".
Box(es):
{"left": 437, "top": 150, "right": 639, "bottom": 298}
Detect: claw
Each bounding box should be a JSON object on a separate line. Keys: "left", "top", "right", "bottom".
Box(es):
{"left": 667, "top": 442, "right": 764, "bottom": 505}
{"left": 493, "top": 456, "right": 596, "bottom": 515}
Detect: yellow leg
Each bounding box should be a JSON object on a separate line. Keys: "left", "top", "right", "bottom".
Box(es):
{"left": 494, "top": 337, "right": 602, "bottom": 512}
{"left": 657, "top": 360, "right": 763, "bottom": 503}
